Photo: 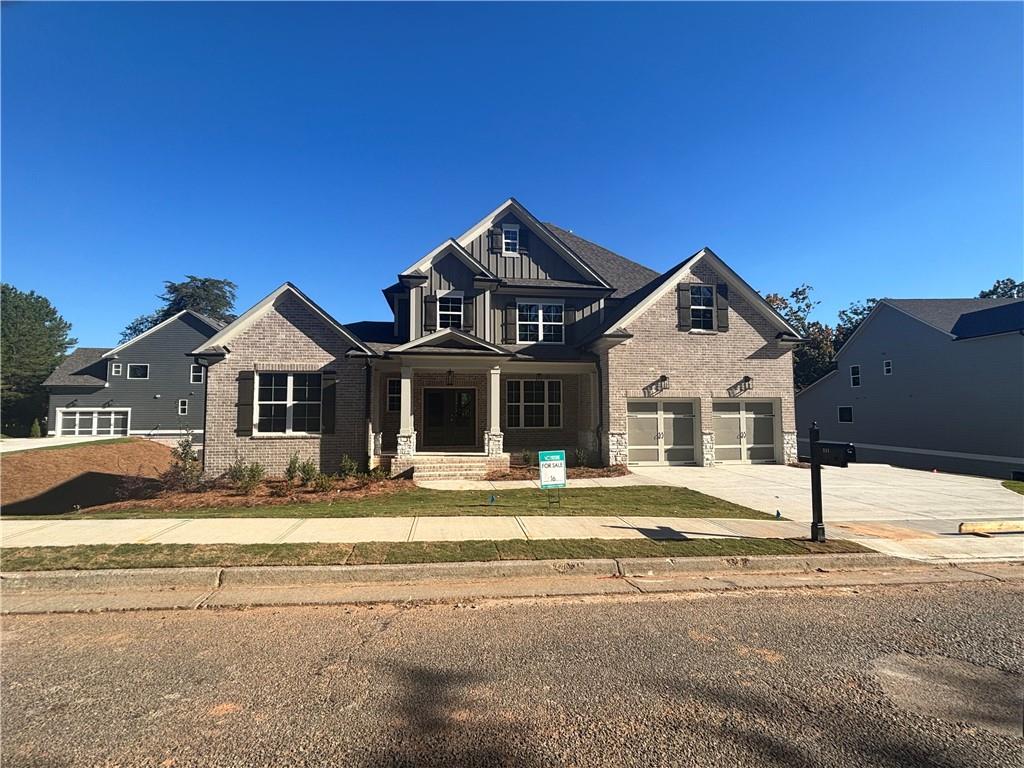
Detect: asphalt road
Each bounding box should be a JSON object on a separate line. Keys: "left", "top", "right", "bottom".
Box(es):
{"left": 2, "top": 582, "right": 1022, "bottom": 767}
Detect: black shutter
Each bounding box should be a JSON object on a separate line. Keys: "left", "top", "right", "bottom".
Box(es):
{"left": 518, "top": 227, "right": 529, "bottom": 256}
{"left": 236, "top": 370, "right": 255, "bottom": 436}
{"left": 488, "top": 227, "right": 503, "bottom": 255}
{"left": 716, "top": 283, "right": 730, "bottom": 331}
{"left": 321, "top": 373, "right": 337, "bottom": 434}
{"left": 462, "top": 296, "right": 474, "bottom": 333}
{"left": 677, "top": 284, "right": 692, "bottom": 330}
{"left": 503, "top": 304, "right": 518, "bottom": 344}
{"left": 423, "top": 293, "right": 438, "bottom": 333}
{"left": 564, "top": 306, "right": 576, "bottom": 343}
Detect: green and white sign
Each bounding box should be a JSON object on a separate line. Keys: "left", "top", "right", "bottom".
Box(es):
{"left": 539, "top": 450, "right": 567, "bottom": 489}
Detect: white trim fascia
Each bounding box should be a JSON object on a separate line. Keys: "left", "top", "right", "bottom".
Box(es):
{"left": 389, "top": 327, "right": 508, "bottom": 354}
{"left": 191, "top": 283, "right": 374, "bottom": 356}
{"left": 456, "top": 198, "right": 611, "bottom": 289}
{"left": 402, "top": 238, "right": 500, "bottom": 280}
{"left": 103, "top": 310, "right": 220, "bottom": 358}
{"left": 794, "top": 368, "right": 838, "bottom": 397}
{"left": 604, "top": 249, "right": 705, "bottom": 333}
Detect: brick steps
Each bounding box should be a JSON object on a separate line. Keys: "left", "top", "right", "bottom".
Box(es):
{"left": 393, "top": 454, "right": 509, "bottom": 480}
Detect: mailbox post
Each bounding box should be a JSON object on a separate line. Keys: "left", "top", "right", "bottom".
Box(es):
{"left": 808, "top": 422, "right": 857, "bottom": 542}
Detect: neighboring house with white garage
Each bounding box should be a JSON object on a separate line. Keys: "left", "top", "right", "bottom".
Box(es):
{"left": 43, "top": 310, "right": 224, "bottom": 441}
{"left": 194, "top": 198, "right": 804, "bottom": 479}
{"left": 796, "top": 297, "right": 1024, "bottom": 479}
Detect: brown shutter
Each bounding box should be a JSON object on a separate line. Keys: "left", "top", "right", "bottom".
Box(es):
{"left": 488, "top": 227, "right": 503, "bottom": 255}
{"left": 462, "top": 296, "right": 474, "bottom": 333}
{"left": 716, "top": 283, "right": 730, "bottom": 331}
{"left": 423, "top": 293, "right": 438, "bottom": 332}
{"left": 236, "top": 370, "right": 255, "bottom": 436}
{"left": 320, "top": 372, "right": 337, "bottom": 434}
{"left": 677, "top": 284, "right": 692, "bottom": 330}
{"left": 503, "top": 304, "right": 518, "bottom": 344}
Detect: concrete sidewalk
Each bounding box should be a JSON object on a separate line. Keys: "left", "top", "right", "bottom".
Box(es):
{"left": 416, "top": 474, "right": 666, "bottom": 490}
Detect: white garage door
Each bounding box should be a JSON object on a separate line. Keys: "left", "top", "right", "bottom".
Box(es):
{"left": 57, "top": 409, "right": 130, "bottom": 437}
{"left": 712, "top": 400, "right": 776, "bottom": 463}
{"left": 627, "top": 400, "right": 698, "bottom": 465}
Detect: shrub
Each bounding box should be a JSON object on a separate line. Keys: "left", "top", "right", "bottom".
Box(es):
{"left": 298, "top": 458, "right": 318, "bottom": 485}
{"left": 284, "top": 452, "right": 301, "bottom": 484}
{"left": 236, "top": 462, "right": 266, "bottom": 495}
{"left": 574, "top": 447, "right": 591, "bottom": 468}
{"left": 521, "top": 449, "right": 537, "bottom": 467}
{"left": 29, "top": 419, "right": 41, "bottom": 438}
{"left": 338, "top": 454, "right": 359, "bottom": 479}
{"left": 225, "top": 458, "right": 248, "bottom": 485}
{"left": 311, "top": 472, "right": 335, "bottom": 492}
{"left": 117, "top": 465, "right": 158, "bottom": 500}
{"left": 365, "top": 466, "right": 389, "bottom": 483}
{"left": 161, "top": 435, "right": 203, "bottom": 492}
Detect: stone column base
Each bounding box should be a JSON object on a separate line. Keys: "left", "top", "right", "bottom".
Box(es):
{"left": 700, "top": 432, "right": 715, "bottom": 466}
{"left": 783, "top": 431, "right": 798, "bottom": 465}
{"left": 396, "top": 431, "right": 417, "bottom": 457}
{"left": 606, "top": 431, "right": 628, "bottom": 466}
{"left": 484, "top": 431, "right": 504, "bottom": 457}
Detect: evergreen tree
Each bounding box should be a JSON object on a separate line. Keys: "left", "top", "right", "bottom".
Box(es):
{"left": 978, "top": 277, "right": 1023, "bottom": 299}
{"left": 120, "top": 276, "right": 237, "bottom": 343}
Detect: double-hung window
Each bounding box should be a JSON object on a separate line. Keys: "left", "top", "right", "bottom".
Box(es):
{"left": 110, "top": 362, "right": 122, "bottom": 376}
{"left": 883, "top": 360, "right": 892, "bottom": 376}
{"left": 177, "top": 399, "right": 188, "bottom": 416}
{"left": 850, "top": 365, "right": 861, "bottom": 387}
{"left": 386, "top": 378, "right": 401, "bottom": 412}
{"left": 190, "top": 364, "right": 204, "bottom": 384}
{"left": 502, "top": 224, "right": 520, "bottom": 255}
{"left": 438, "top": 293, "right": 463, "bottom": 329}
{"left": 256, "top": 372, "right": 322, "bottom": 434}
{"left": 517, "top": 302, "right": 564, "bottom": 343}
{"left": 506, "top": 379, "right": 562, "bottom": 428}
{"left": 690, "top": 285, "right": 715, "bottom": 330}
{"left": 126, "top": 364, "right": 149, "bottom": 380}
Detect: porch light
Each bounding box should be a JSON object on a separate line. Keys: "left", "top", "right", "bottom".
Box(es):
{"left": 659, "top": 375, "right": 669, "bottom": 384}
{"left": 446, "top": 369, "right": 454, "bottom": 386}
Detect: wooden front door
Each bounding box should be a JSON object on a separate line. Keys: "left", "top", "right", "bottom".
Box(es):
{"left": 423, "top": 388, "right": 477, "bottom": 449}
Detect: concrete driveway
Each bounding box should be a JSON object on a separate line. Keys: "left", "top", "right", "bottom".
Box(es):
{"left": 631, "top": 463, "right": 1024, "bottom": 562}
{"left": 0, "top": 435, "right": 122, "bottom": 454}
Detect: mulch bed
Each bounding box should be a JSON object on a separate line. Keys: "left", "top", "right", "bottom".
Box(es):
{"left": 484, "top": 464, "right": 631, "bottom": 482}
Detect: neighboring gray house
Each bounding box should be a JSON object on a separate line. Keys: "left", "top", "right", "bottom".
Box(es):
{"left": 796, "top": 297, "right": 1024, "bottom": 479}
{"left": 44, "top": 310, "right": 224, "bottom": 441}
{"left": 194, "top": 198, "right": 803, "bottom": 479}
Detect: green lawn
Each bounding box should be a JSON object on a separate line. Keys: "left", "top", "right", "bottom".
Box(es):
{"left": 1002, "top": 480, "right": 1024, "bottom": 496}
{"left": 0, "top": 537, "right": 869, "bottom": 571}
{"left": 8, "top": 486, "right": 770, "bottom": 520}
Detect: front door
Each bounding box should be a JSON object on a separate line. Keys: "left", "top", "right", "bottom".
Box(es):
{"left": 423, "top": 388, "right": 477, "bottom": 449}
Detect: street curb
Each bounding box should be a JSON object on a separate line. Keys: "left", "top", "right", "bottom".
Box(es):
{"left": 0, "top": 553, "right": 920, "bottom": 594}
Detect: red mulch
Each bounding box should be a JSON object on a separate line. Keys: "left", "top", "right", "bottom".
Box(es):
{"left": 484, "top": 464, "right": 631, "bottom": 482}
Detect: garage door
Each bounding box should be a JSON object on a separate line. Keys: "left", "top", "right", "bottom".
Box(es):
{"left": 57, "top": 409, "right": 130, "bottom": 437}
{"left": 712, "top": 401, "right": 776, "bottom": 463}
{"left": 626, "top": 400, "right": 698, "bottom": 465}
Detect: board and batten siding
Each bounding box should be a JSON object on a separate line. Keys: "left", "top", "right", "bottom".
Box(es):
{"left": 464, "top": 213, "right": 593, "bottom": 282}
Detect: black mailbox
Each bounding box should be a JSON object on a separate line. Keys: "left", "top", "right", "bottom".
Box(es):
{"left": 813, "top": 441, "right": 856, "bottom": 468}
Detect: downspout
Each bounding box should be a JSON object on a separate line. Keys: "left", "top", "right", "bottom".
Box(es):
{"left": 364, "top": 359, "right": 373, "bottom": 467}
{"left": 594, "top": 351, "right": 604, "bottom": 465}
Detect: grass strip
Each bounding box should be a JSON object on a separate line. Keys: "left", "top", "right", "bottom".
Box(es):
{"left": 1001, "top": 480, "right": 1024, "bottom": 496}
{"left": 3, "top": 486, "right": 770, "bottom": 520}
{"left": 0, "top": 537, "right": 870, "bottom": 572}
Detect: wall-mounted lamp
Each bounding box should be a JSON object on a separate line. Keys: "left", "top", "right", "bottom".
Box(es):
{"left": 446, "top": 370, "right": 454, "bottom": 386}
{"left": 154, "top": 394, "right": 161, "bottom": 399}
{"left": 658, "top": 374, "right": 670, "bottom": 385}
{"left": 742, "top": 375, "right": 753, "bottom": 384}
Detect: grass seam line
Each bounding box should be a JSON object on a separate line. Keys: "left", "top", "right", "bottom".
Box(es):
{"left": 274, "top": 519, "right": 307, "bottom": 544}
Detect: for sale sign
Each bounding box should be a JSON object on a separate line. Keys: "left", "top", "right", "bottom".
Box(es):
{"left": 539, "top": 450, "right": 567, "bottom": 489}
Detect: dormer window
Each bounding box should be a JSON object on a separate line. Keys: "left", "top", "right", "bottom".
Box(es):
{"left": 502, "top": 224, "right": 520, "bottom": 255}
{"left": 438, "top": 292, "right": 463, "bottom": 329}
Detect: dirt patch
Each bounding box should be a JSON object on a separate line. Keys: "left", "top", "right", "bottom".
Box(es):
{"left": 485, "top": 465, "right": 631, "bottom": 481}
{"left": 1, "top": 439, "right": 173, "bottom": 515}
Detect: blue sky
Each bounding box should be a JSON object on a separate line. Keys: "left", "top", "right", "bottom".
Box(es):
{"left": 3, "top": 2, "right": 1021, "bottom": 347}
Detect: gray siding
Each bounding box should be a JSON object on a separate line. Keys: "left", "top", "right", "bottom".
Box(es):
{"left": 47, "top": 314, "right": 216, "bottom": 439}
{"left": 795, "top": 303, "right": 1024, "bottom": 478}
{"left": 488, "top": 295, "right": 601, "bottom": 346}
{"left": 465, "top": 213, "right": 591, "bottom": 282}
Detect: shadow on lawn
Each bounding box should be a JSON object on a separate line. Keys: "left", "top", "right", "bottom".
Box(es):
{"left": 1, "top": 471, "right": 160, "bottom": 516}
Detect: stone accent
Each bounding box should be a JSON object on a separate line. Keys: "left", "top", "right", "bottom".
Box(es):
{"left": 783, "top": 431, "right": 799, "bottom": 465}
{"left": 396, "top": 431, "right": 417, "bottom": 457}
{"left": 700, "top": 432, "right": 715, "bottom": 466}
{"left": 484, "top": 430, "right": 504, "bottom": 456}
{"left": 606, "top": 430, "right": 628, "bottom": 466}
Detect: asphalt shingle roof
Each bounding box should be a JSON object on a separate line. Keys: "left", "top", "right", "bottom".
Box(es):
{"left": 886, "top": 298, "right": 1021, "bottom": 335}
{"left": 950, "top": 299, "right": 1024, "bottom": 340}
{"left": 544, "top": 224, "right": 660, "bottom": 298}
{"left": 43, "top": 347, "right": 109, "bottom": 387}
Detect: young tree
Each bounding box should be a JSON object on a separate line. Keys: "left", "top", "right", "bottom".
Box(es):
{"left": 835, "top": 298, "right": 879, "bottom": 350}
{"left": 1, "top": 284, "right": 77, "bottom": 435}
{"left": 764, "top": 284, "right": 837, "bottom": 390}
{"left": 978, "top": 277, "right": 1023, "bottom": 299}
{"left": 120, "top": 276, "right": 238, "bottom": 343}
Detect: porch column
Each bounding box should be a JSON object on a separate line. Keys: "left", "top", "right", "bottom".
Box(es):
{"left": 396, "top": 366, "right": 416, "bottom": 457}
{"left": 484, "top": 364, "right": 504, "bottom": 456}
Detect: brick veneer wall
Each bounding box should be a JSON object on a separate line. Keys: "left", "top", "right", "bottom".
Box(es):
{"left": 204, "top": 294, "right": 368, "bottom": 476}
{"left": 500, "top": 373, "right": 585, "bottom": 456}
{"left": 602, "top": 260, "right": 796, "bottom": 465}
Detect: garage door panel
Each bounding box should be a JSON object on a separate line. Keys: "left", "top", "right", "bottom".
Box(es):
{"left": 747, "top": 446, "right": 775, "bottom": 461}
{"left": 751, "top": 418, "right": 774, "bottom": 445}
{"left": 58, "top": 409, "right": 130, "bottom": 436}
{"left": 626, "top": 399, "right": 699, "bottom": 465}
{"left": 665, "top": 417, "right": 694, "bottom": 446}
{"left": 628, "top": 448, "right": 660, "bottom": 463}
{"left": 712, "top": 400, "right": 777, "bottom": 464}
{"left": 665, "top": 447, "right": 695, "bottom": 463}
{"left": 627, "top": 416, "right": 658, "bottom": 445}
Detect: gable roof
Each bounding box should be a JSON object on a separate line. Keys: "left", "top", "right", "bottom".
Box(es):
{"left": 43, "top": 347, "right": 110, "bottom": 387}
{"left": 885, "top": 298, "right": 1021, "bottom": 335}
{"left": 952, "top": 300, "right": 1024, "bottom": 340}
{"left": 387, "top": 327, "right": 509, "bottom": 355}
{"left": 544, "top": 224, "right": 660, "bottom": 298}
{"left": 102, "top": 310, "right": 224, "bottom": 359}
{"left": 402, "top": 238, "right": 500, "bottom": 281}
{"left": 191, "top": 283, "right": 374, "bottom": 356}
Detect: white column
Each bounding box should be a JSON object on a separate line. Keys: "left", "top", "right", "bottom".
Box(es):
{"left": 484, "top": 365, "right": 504, "bottom": 456}
{"left": 396, "top": 366, "right": 416, "bottom": 457}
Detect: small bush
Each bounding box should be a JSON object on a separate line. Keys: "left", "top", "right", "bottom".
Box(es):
{"left": 29, "top": 419, "right": 41, "bottom": 438}
{"left": 365, "top": 466, "right": 389, "bottom": 483}
{"left": 117, "top": 465, "right": 158, "bottom": 500}
{"left": 161, "top": 435, "right": 203, "bottom": 492}
{"left": 574, "top": 447, "right": 591, "bottom": 468}
{"left": 338, "top": 454, "right": 359, "bottom": 479}
{"left": 236, "top": 462, "right": 266, "bottom": 495}
{"left": 225, "top": 458, "right": 248, "bottom": 485}
{"left": 311, "top": 472, "right": 335, "bottom": 492}
{"left": 521, "top": 449, "right": 537, "bottom": 467}
{"left": 284, "top": 452, "right": 301, "bottom": 484}
{"left": 298, "top": 458, "right": 319, "bottom": 485}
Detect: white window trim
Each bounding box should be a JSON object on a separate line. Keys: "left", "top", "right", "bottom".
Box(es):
{"left": 190, "top": 364, "right": 205, "bottom": 384}
{"left": 849, "top": 365, "right": 861, "bottom": 387}
{"left": 126, "top": 364, "right": 150, "bottom": 380}
{"left": 516, "top": 300, "right": 565, "bottom": 345}
{"left": 254, "top": 372, "right": 323, "bottom": 435}
{"left": 437, "top": 290, "right": 464, "bottom": 330}
{"left": 502, "top": 223, "right": 520, "bottom": 256}
{"left": 55, "top": 407, "right": 132, "bottom": 437}
{"left": 386, "top": 378, "right": 401, "bottom": 412}
{"left": 690, "top": 284, "right": 716, "bottom": 331}
{"left": 883, "top": 360, "right": 892, "bottom": 376}
{"left": 837, "top": 405, "right": 854, "bottom": 423}
{"left": 110, "top": 362, "right": 122, "bottom": 376}
{"left": 177, "top": 399, "right": 188, "bottom": 416}
{"left": 506, "top": 379, "right": 562, "bottom": 429}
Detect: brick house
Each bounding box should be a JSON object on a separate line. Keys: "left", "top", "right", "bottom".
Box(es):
{"left": 193, "top": 199, "right": 802, "bottom": 479}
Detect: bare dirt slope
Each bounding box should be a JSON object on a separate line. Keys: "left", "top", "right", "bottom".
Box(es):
{"left": 0, "top": 439, "right": 172, "bottom": 515}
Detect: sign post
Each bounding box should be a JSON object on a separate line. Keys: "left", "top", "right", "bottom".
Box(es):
{"left": 808, "top": 422, "right": 857, "bottom": 543}
{"left": 539, "top": 450, "right": 567, "bottom": 507}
